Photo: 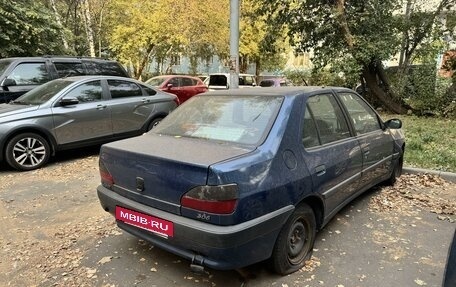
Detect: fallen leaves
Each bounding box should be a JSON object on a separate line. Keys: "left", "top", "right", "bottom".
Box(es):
{"left": 369, "top": 174, "right": 456, "bottom": 217}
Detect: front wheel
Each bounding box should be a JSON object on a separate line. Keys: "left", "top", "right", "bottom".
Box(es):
{"left": 5, "top": 133, "right": 51, "bottom": 171}
{"left": 270, "top": 203, "right": 316, "bottom": 275}
{"left": 386, "top": 155, "right": 403, "bottom": 186}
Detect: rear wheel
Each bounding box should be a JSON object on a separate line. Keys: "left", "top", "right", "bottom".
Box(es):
{"left": 147, "top": 117, "right": 163, "bottom": 131}
{"left": 5, "top": 133, "right": 51, "bottom": 171}
{"left": 270, "top": 203, "right": 316, "bottom": 275}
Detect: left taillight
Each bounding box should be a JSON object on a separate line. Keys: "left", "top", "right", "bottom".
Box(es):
{"left": 181, "top": 184, "right": 238, "bottom": 214}
{"left": 99, "top": 160, "right": 114, "bottom": 189}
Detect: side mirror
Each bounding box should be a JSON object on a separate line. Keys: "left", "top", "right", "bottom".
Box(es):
{"left": 384, "top": 119, "right": 402, "bottom": 129}
{"left": 166, "top": 83, "right": 173, "bottom": 89}
{"left": 59, "top": 97, "right": 79, "bottom": 106}
{"left": 1, "top": 78, "right": 17, "bottom": 87}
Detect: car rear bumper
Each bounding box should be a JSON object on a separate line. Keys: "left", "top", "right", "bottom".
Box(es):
{"left": 97, "top": 185, "right": 294, "bottom": 270}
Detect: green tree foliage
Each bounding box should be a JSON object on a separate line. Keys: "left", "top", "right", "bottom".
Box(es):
{"left": 262, "top": 0, "right": 455, "bottom": 114}
{"left": 0, "top": 0, "right": 65, "bottom": 57}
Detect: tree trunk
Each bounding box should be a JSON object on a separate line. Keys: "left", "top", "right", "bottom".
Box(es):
{"left": 362, "top": 62, "right": 414, "bottom": 114}
{"left": 49, "top": 0, "right": 69, "bottom": 51}
{"left": 82, "top": 0, "right": 96, "bottom": 57}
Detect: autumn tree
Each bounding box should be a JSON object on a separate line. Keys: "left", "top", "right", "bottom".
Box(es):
{"left": 262, "top": 0, "right": 455, "bottom": 114}
{"left": 239, "top": 0, "right": 290, "bottom": 75}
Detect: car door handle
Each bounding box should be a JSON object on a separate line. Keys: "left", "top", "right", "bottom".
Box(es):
{"left": 96, "top": 104, "right": 107, "bottom": 110}
{"left": 142, "top": 98, "right": 150, "bottom": 103}
{"left": 364, "top": 147, "right": 370, "bottom": 157}
{"left": 315, "top": 165, "right": 326, "bottom": 176}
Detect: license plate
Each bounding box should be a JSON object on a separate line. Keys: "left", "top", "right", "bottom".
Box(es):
{"left": 115, "top": 206, "right": 174, "bottom": 238}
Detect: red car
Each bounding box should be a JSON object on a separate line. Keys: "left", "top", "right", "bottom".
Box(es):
{"left": 146, "top": 75, "right": 208, "bottom": 103}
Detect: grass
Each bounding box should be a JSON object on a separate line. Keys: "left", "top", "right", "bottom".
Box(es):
{"left": 381, "top": 113, "right": 456, "bottom": 173}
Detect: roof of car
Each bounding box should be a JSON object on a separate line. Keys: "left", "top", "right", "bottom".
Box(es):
{"left": 1, "top": 56, "right": 119, "bottom": 62}
{"left": 204, "top": 86, "right": 353, "bottom": 97}
{"left": 55, "top": 75, "right": 135, "bottom": 82}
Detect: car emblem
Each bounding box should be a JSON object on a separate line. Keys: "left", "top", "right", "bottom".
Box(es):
{"left": 136, "top": 177, "right": 145, "bottom": 192}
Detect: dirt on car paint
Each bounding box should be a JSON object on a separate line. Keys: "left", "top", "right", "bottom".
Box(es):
{"left": 0, "top": 153, "right": 454, "bottom": 287}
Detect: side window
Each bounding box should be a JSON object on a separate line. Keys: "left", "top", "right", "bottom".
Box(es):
{"left": 108, "top": 80, "right": 142, "bottom": 98}
{"left": 302, "top": 105, "right": 320, "bottom": 148}
{"left": 8, "top": 63, "right": 50, "bottom": 85}
{"left": 54, "top": 62, "right": 85, "bottom": 77}
{"left": 338, "top": 92, "right": 381, "bottom": 134}
{"left": 84, "top": 61, "right": 126, "bottom": 76}
{"left": 63, "top": 81, "right": 102, "bottom": 103}
{"left": 181, "top": 77, "right": 194, "bottom": 87}
{"left": 243, "top": 76, "right": 254, "bottom": 86}
{"left": 139, "top": 84, "right": 157, "bottom": 96}
{"left": 168, "top": 77, "right": 179, "bottom": 87}
{"left": 306, "top": 94, "right": 351, "bottom": 145}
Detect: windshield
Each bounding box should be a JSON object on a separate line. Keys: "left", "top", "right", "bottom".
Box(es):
{"left": 12, "top": 79, "right": 73, "bottom": 105}
{"left": 0, "top": 59, "right": 12, "bottom": 76}
{"left": 145, "top": 77, "right": 167, "bottom": 87}
{"left": 152, "top": 95, "right": 283, "bottom": 145}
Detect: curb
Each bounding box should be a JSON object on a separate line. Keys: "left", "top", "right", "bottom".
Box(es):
{"left": 403, "top": 167, "right": 456, "bottom": 183}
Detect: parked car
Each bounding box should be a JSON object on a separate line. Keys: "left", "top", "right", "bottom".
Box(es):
{"left": 97, "top": 87, "right": 404, "bottom": 275}
{"left": 0, "top": 76, "right": 178, "bottom": 171}
{"left": 203, "top": 73, "right": 257, "bottom": 90}
{"left": 0, "top": 56, "right": 130, "bottom": 103}
{"left": 259, "top": 78, "right": 293, "bottom": 87}
{"left": 145, "top": 75, "right": 207, "bottom": 103}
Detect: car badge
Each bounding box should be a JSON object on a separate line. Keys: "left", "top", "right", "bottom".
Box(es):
{"left": 136, "top": 177, "right": 145, "bottom": 192}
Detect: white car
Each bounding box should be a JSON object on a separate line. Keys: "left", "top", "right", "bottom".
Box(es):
{"left": 203, "top": 73, "right": 257, "bottom": 90}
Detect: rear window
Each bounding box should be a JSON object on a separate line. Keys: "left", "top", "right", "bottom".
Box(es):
{"left": 208, "top": 75, "right": 227, "bottom": 86}
{"left": 84, "top": 61, "right": 127, "bottom": 76}
{"left": 153, "top": 95, "right": 283, "bottom": 145}
{"left": 260, "top": 80, "right": 274, "bottom": 87}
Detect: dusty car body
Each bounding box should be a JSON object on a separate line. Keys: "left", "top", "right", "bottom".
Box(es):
{"left": 0, "top": 76, "right": 178, "bottom": 170}
{"left": 97, "top": 87, "right": 405, "bottom": 275}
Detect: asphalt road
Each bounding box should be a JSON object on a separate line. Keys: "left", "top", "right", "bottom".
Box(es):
{"left": 1, "top": 148, "right": 455, "bottom": 287}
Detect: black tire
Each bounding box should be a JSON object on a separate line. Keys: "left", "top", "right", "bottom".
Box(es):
{"left": 270, "top": 203, "right": 316, "bottom": 275}
{"left": 5, "top": 133, "right": 51, "bottom": 171}
{"left": 147, "top": 117, "right": 163, "bottom": 131}
{"left": 386, "top": 155, "right": 403, "bottom": 186}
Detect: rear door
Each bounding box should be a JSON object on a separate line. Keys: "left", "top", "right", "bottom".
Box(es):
{"left": 52, "top": 80, "right": 112, "bottom": 144}
{"left": 107, "top": 79, "right": 154, "bottom": 134}
{"left": 336, "top": 91, "right": 394, "bottom": 188}
{"left": 301, "top": 93, "right": 363, "bottom": 217}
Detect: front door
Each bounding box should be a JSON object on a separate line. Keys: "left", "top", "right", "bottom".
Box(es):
{"left": 301, "top": 93, "right": 363, "bottom": 218}
{"left": 337, "top": 92, "right": 394, "bottom": 188}
{"left": 52, "top": 80, "right": 112, "bottom": 145}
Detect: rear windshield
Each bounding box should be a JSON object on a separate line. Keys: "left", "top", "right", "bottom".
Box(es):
{"left": 208, "top": 75, "right": 227, "bottom": 86}
{"left": 152, "top": 95, "right": 283, "bottom": 145}
{"left": 0, "top": 59, "right": 12, "bottom": 75}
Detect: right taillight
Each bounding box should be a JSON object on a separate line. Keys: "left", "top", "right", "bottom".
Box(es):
{"left": 181, "top": 184, "right": 238, "bottom": 214}
{"left": 99, "top": 160, "right": 114, "bottom": 189}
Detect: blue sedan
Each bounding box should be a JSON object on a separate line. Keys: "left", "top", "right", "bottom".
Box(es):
{"left": 97, "top": 87, "right": 405, "bottom": 275}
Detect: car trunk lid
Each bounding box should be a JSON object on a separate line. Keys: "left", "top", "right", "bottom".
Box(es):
{"left": 100, "top": 134, "right": 254, "bottom": 215}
